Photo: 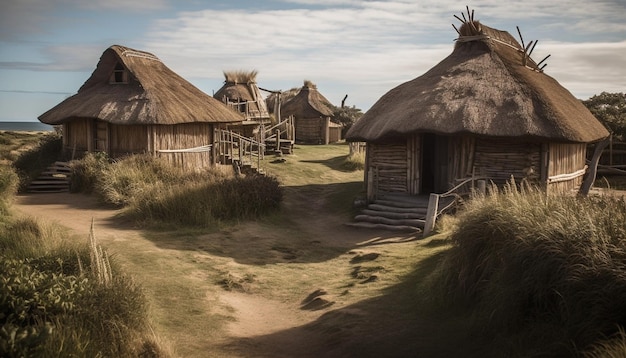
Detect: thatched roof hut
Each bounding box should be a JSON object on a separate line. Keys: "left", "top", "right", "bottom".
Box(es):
{"left": 39, "top": 45, "right": 243, "bottom": 168}
{"left": 282, "top": 80, "right": 341, "bottom": 144}
{"left": 346, "top": 12, "right": 609, "bottom": 197}
{"left": 214, "top": 70, "right": 270, "bottom": 124}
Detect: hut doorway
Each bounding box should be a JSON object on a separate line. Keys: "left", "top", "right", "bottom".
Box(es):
{"left": 421, "top": 133, "right": 448, "bottom": 194}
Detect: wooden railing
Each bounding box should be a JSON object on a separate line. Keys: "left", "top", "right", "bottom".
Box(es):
{"left": 423, "top": 176, "right": 489, "bottom": 236}
{"left": 215, "top": 129, "right": 265, "bottom": 173}
{"left": 262, "top": 116, "right": 295, "bottom": 153}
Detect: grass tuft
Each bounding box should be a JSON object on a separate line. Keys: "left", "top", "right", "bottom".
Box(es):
{"left": 426, "top": 182, "right": 626, "bottom": 355}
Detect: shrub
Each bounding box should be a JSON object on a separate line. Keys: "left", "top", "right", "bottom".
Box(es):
{"left": 0, "top": 165, "right": 18, "bottom": 216}
{"left": 0, "top": 216, "right": 167, "bottom": 357}
{"left": 428, "top": 183, "right": 626, "bottom": 355}
{"left": 341, "top": 151, "right": 365, "bottom": 171}
{"left": 69, "top": 151, "right": 110, "bottom": 194}
{"left": 12, "top": 133, "right": 62, "bottom": 191}
{"left": 126, "top": 175, "right": 283, "bottom": 227}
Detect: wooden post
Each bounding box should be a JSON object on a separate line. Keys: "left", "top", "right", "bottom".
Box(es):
{"left": 324, "top": 117, "right": 330, "bottom": 145}
{"left": 423, "top": 193, "right": 439, "bottom": 237}
{"left": 578, "top": 137, "right": 610, "bottom": 196}
{"left": 477, "top": 179, "right": 486, "bottom": 195}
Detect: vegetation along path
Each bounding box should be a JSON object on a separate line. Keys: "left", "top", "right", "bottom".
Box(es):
{"left": 13, "top": 144, "right": 466, "bottom": 358}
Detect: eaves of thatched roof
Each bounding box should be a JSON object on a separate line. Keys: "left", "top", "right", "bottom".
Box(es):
{"left": 346, "top": 18, "right": 609, "bottom": 143}
{"left": 281, "top": 81, "right": 335, "bottom": 119}
{"left": 39, "top": 45, "right": 243, "bottom": 125}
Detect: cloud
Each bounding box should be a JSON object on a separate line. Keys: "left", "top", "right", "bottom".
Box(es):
{"left": 536, "top": 40, "right": 626, "bottom": 98}
{"left": 0, "top": 44, "right": 106, "bottom": 72}
{"left": 0, "top": 0, "right": 168, "bottom": 40}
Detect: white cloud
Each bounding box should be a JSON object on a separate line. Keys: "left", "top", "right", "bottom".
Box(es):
{"left": 535, "top": 40, "right": 626, "bottom": 99}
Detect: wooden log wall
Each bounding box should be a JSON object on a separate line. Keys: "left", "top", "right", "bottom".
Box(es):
{"left": 295, "top": 117, "right": 333, "bottom": 144}
{"left": 368, "top": 142, "right": 409, "bottom": 195}
{"left": 473, "top": 138, "right": 542, "bottom": 185}
{"left": 547, "top": 143, "right": 586, "bottom": 193}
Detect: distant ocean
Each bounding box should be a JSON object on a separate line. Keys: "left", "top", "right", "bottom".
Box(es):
{"left": 0, "top": 121, "right": 54, "bottom": 132}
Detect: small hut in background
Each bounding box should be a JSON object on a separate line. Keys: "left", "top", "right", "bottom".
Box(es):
{"left": 346, "top": 11, "right": 609, "bottom": 200}
{"left": 214, "top": 70, "right": 272, "bottom": 137}
{"left": 38, "top": 45, "right": 243, "bottom": 169}
{"left": 281, "top": 80, "right": 342, "bottom": 144}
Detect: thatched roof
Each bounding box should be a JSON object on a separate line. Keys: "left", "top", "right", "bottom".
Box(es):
{"left": 281, "top": 80, "right": 335, "bottom": 119}
{"left": 39, "top": 45, "right": 243, "bottom": 125}
{"left": 213, "top": 70, "right": 269, "bottom": 118}
{"left": 346, "top": 15, "right": 609, "bottom": 143}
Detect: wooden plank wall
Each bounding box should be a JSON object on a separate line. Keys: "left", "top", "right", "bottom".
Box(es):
{"left": 547, "top": 143, "right": 586, "bottom": 193}
{"left": 153, "top": 123, "right": 213, "bottom": 169}
{"left": 109, "top": 124, "right": 148, "bottom": 158}
{"left": 447, "top": 136, "right": 475, "bottom": 185}
{"left": 64, "top": 119, "right": 91, "bottom": 158}
{"left": 407, "top": 135, "right": 420, "bottom": 194}
{"left": 328, "top": 126, "right": 342, "bottom": 143}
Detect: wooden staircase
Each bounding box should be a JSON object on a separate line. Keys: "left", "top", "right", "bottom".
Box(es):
{"left": 347, "top": 193, "right": 457, "bottom": 233}
{"left": 28, "top": 161, "right": 71, "bottom": 193}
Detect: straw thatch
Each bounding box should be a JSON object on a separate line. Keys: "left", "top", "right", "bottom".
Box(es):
{"left": 39, "top": 45, "right": 243, "bottom": 125}
{"left": 214, "top": 70, "right": 270, "bottom": 121}
{"left": 280, "top": 80, "right": 335, "bottom": 119}
{"left": 346, "top": 21, "right": 609, "bottom": 143}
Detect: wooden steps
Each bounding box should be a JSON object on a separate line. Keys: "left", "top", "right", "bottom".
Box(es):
{"left": 28, "top": 161, "right": 71, "bottom": 193}
{"left": 348, "top": 193, "right": 456, "bottom": 233}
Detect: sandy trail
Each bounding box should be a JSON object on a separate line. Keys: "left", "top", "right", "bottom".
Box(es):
{"left": 13, "top": 189, "right": 414, "bottom": 358}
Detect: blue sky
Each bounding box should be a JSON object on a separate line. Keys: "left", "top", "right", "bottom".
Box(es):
{"left": 1, "top": 0, "right": 624, "bottom": 122}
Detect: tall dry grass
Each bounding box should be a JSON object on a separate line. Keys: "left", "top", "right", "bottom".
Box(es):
{"left": 427, "top": 182, "right": 626, "bottom": 356}
{"left": 71, "top": 153, "right": 282, "bottom": 227}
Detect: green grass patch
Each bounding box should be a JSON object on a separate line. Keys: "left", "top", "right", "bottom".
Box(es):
{"left": 0, "top": 215, "right": 169, "bottom": 357}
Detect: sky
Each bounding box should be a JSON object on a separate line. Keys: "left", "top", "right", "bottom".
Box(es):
{"left": 0, "top": 0, "right": 624, "bottom": 123}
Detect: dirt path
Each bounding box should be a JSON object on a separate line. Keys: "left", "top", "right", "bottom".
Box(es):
{"left": 12, "top": 183, "right": 428, "bottom": 358}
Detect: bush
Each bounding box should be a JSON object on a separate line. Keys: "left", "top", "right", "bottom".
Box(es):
{"left": 428, "top": 183, "right": 626, "bottom": 355}
{"left": 126, "top": 175, "right": 283, "bottom": 227}
{"left": 341, "top": 151, "right": 365, "bottom": 171}
{"left": 69, "top": 151, "right": 110, "bottom": 194}
{"left": 0, "top": 216, "right": 166, "bottom": 357}
{"left": 70, "top": 153, "right": 282, "bottom": 227}
{"left": 0, "top": 166, "right": 18, "bottom": 216}
{"left": 12, "top": 133, "right": 62, "bottom": 191}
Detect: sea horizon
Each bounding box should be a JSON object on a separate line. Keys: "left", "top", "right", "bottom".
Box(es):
{"left": 0, "top": 121, "right": 54, "bottom": 132}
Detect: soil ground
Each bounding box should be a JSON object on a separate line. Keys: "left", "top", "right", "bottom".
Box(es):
{"left": 11, "top": 147, "right": 484, "bottom": 358}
